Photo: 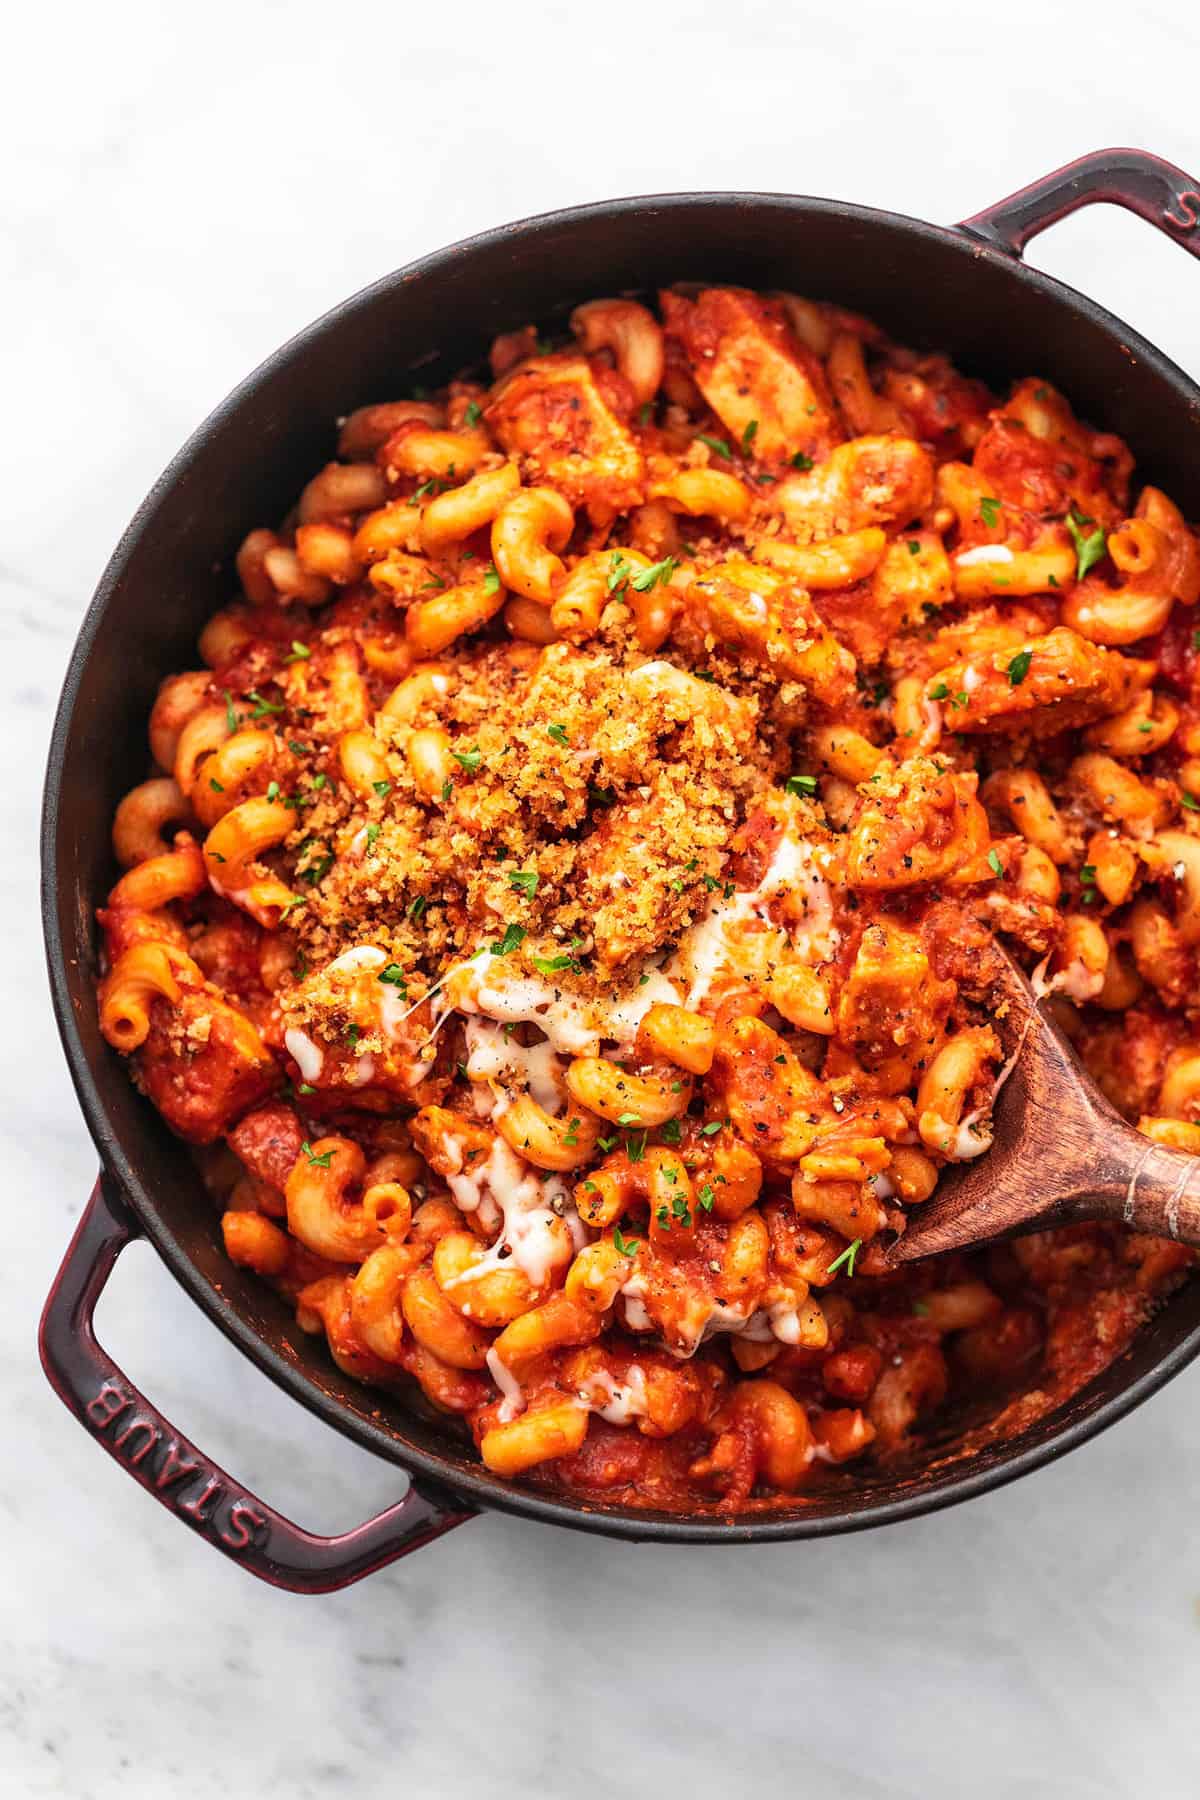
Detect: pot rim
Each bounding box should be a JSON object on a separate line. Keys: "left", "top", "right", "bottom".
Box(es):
{"left": 42, "top": 186, "right": 1200, "bottom": 1542}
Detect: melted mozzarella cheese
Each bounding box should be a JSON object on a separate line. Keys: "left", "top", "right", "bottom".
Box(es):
{"left": 284, "top": 1028, "right": 324, "bottom": 1083}
{"left": 313, "top": 944, "right": 415, "bottom": 1050}
{"left": 670, "top": 825, "right": 839, "bottom": 1008}
{"left": 671, "top": 1295, "right": 805, "bottom": 1358}
{"left": 446, "top": 1137, "right": 573, "bottom": 1288}
{"left": 444, "top": 954, "right": 682, "bottom": 1057}
{"left": 955, "top": 543, "right": 1014, "bottom": 568}
{"left": 619, "top": 1274, "right": 654, "bottom": 1334}
{"left": 622, "top": 1270, "right": 807, "bottom": 1360}
{"left": 486, "top": 1347, "right": 525, "bottom": 1423}
{"left": 763, "top": 1300, "right": 805, "bottom": 1345}
{"left": 578, "top": 1365, "right": 648, "bottom": 1424}
{"left": 671, "top": 893, "right": 758, "bottom": 1011}
{"left": 463, "top": 1018, "right": 565, "bottom": 1114}
{"left": 944, "top": 1014, "right": 1034, "bottom": 1162}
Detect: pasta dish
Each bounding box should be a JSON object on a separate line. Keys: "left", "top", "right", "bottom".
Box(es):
{"left": 96, "top": 285, "right": 1200, "bottom": 1510}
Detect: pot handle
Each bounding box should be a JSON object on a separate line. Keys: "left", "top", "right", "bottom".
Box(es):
{"left": 38, "top": 1175, "right": 476, "bottom": 1593}
{"left": 958, "top": 147, "right": 1200, "bottom": 262}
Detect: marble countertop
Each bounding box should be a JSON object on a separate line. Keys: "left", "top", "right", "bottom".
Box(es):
{"left": 7, "top": 3, "right": 1200, "bottom": 1794}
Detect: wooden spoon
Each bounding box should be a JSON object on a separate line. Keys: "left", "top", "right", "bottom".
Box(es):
{"left": 887, "top": 945, "right": 1200, "bottom": 1262}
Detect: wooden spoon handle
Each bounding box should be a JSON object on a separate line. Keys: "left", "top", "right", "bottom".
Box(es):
{"left": 1090, "top": 1135, "right": 1200, "bottom": 1245}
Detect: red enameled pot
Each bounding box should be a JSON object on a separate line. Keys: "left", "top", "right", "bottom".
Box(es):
{"left": 40, "top": 149, "right": 1200, "bottom": 1590}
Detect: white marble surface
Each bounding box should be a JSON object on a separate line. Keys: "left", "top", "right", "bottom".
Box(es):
{"left": 6, "top": 2, "right": 1200, "bottom": 1794}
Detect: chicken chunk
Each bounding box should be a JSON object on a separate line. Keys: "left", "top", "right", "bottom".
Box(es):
{"left": 485, "top": 353, "right": 644, "bottom": 522}
{"left": 661, "top": 287, "right": 835, "bottom": 460}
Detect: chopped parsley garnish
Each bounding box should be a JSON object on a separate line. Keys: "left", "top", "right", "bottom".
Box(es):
{"left": 978, "top": 495, "right": 1002, "bottom": 528}
{"left": 929, "top": 681, "right": 950, "bottom": 700}
{"left": 365, "top": 823, "right": 381, "bottom": 849}
{"left": 441, "top": 779, "right": 453, "bottom": 802}
{"left": 613, "top": 1225, "right": 640, "bottom": 1258}
{"left": 546, "top": 722, "right": 569, "bottom": 746}
{"left": 741, "top": 419, "right": 759, "bottom": 454}
{"left": 907, "top": 540, "right": 921, "bottom": 556}
{"left": 785, "top": 773, "right": 818, "bottom": 797}
{"left": 616, "top": 1111, "right": 640, "bottom": 1126}
{"left": 407, "top": 894, "right": 428, "bottom": 921}
{"left": 629, "top": 556, "right": 677, "bottom": 592}
{"left": 699, "top": 1119, "right": 725, "bottom": 1137}
{"left": 597, "top": 1134, "right": 617, "bottom": 1152}
{"left": 463, "top": 400, "right": 482, "bottom": 427}
{"left": 607, "top": 552, "right": 630, "bottom": 593}
{"left": 1182, "top": 792, "right": 1200, "bottom": 813}
{"left": 626, "top": 1130, "right": 647, "bottom": 1164}
{"left": 266, "top": 781, "right": 280, "bottom": 803}
{"left": 209, "top": 777, "right": 224, "bottom": 793}
{"left": 407, "top": 478, "right": 436, "bottom": 508}
{"left": 491, "top": 922, "right": 527, "bottom": 955}
{"left": 1007, "top": 648, "right": 1033, "bottom": 687}
{"left": 660, "top": 1119, "right": 682, "bottom": 1145}
{"left": 373, "top": 780, "right": 392, "bottom": 797}
{"left": 378, "top": 963, "right": 408, "bottom": 989}
{"left": 301, "top": 1142, "right": 333, "bottom": 1169}
{"left": 224, "top": 691, "right": 239, "bottom": 732}
{"left": 790, "top": 451, "right": 814, "bottom": 471}
{"left": 1066, "top": 507, "right": 1106, "bottom": 581}
{"left": 287, "top": 739, "right": 309, "bottom": 756}
{"left": 698, "top": 1183, "right": 715, "bottom": 1212}
{"left": 248, "top": 690, "right": 284, "bottom": 719}
{"left": 300, "top": 851, "right": 333, "bottom": 886}
{"left": 697, "top": 433, "right": 732, "bottom": 460}
{"left": 563, "top": 1118, "right": 581, "bottom": 1147}
{"left": 507, "top": 868, "right": 538, "bottom": 896}
{"left": 987, "top": 849, "right": 1003, "bottom": 877}
{"left": 483, "top": 564, "right": 502, "bottom": 595}
{"left": 589, "top": 784, "right": 615, "bottom": 808}
{"left": 826, "top": 1236, "right": 862, "bottom": 1278}
{"left": 531, "top": 950, "right": 581, "bottom": 976}
{"left": 286, "top": 640, "right": 311, "bottom": 662}
{"left": 452, "top": 745, "right": 483, "bottom": 774}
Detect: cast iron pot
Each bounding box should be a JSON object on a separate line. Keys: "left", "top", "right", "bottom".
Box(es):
{"left": 40, "top": 148, "right": 1200, "bottom": 1592}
